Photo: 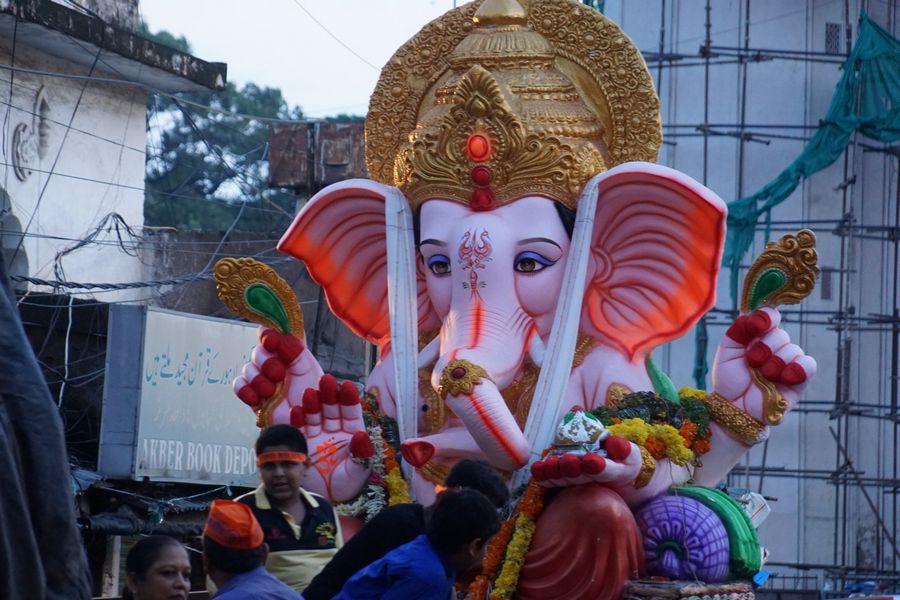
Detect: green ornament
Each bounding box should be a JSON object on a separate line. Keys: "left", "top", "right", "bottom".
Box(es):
{"left": 245, "top": 283, "right": 292, "bottom": 334}
{"left": 746, "top": 268, "right": 787, "bottom": 312}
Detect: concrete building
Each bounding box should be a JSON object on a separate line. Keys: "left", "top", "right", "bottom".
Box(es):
{"left": 603, "top": 0, "right": 899, "bottom": 594}
{"left": 0, "top": 0, "right": 225, "bottom": 300}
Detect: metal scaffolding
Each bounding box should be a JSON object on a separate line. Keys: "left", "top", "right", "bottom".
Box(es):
{"left": 643, "top": 0, "right": 900, "bottom": 595}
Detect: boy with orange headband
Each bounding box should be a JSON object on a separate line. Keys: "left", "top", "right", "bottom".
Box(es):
{"left": 236, "top": 424, "right": 342, "bottom": 592}
{"left": 203, "top": 500, "right": 301, "bottom": 599}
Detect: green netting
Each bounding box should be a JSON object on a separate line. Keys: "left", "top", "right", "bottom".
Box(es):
{"left": 722, "top": 12, "right": 900, "bottom": 301}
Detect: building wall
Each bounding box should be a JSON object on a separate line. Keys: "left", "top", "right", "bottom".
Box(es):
{"left": 607, "top": 0, "right": 898, "bottom": 588}
{"left": 0, "top": 32, "right": 148, "bottom": 301}
{"left": 48, "top": 0, "right": 140, "bottom": 31}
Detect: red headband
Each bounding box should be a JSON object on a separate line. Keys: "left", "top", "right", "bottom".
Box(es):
{"left": 257, "top": 450, "right": 308, "bottom": 466}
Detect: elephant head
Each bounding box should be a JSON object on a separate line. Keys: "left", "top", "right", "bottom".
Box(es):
{"left": 277, "top": 162, "right": 725, "bottom": 470}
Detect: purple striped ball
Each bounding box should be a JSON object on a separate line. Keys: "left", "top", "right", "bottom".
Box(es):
{"left": 635, "top": 495, "right": 730, "bottom": 582}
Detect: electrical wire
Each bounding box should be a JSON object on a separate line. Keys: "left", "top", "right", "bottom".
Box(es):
{"left": 58, "top": 295, "right": 74, "bottom": 407}
{"left": 0, "top": 63, "right": 307, "bottom": 124}
{"left": 287, "top": 0, "right": 380, "bottom": 71}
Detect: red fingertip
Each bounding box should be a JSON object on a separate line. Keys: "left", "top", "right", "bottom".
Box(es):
{"left": 261, "top": 329, "right": 281, "bottom": 352}
{"left": 237, "top": 386, "right": 260, "bottom": 408}
{"left": 339, "top": 381, "right": 361, "bottom": 406}
{"left": 250, "top": 375, "right": 276, "bottom": 399}
{"left": 349, "top": 431, "right": 375, "bottom": 459}
{"left": 781, "top": 362, "right": 807, "bottom": 386}
{"left": 726, "top": 317, "right": 753, "bottom": 346}
{"left": 746, "top": 310, "right": 772, "bottom": 336}
{"left": 746, "top": 342, "right": 772, "bottom": 368}
{"left": 279, "top": 335, "right": 304, "bottom": 362}
{"left": 530, "top": 461, "right": 547, "bottom": 481}
{"left": 761, "top": 356, "right": 786, "bottom": 381}
{"left": 559, "top": 454, "right": 582, "bottom": 478}
{"left": 261, "top": 358, "right": 286, "bottom": 382}
{"left": 544, "top": 456, "right": 561, "bottom": 480}
{"left": 290, "top": 405, "right": 306, "bottom": 428}
{"left": 320, "top": 374, "right": 339, "bottom": 405}
{"left": 302, "top": 388, "right": 321, "bottom": 414}
{"left": 605, "top": 436, "right": 632, "bottom": 461}
{"left": 582, "top": 452, "right": 606, "bottom": 475}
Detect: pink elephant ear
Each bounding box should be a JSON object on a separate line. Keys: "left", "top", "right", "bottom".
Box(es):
{"left": 277, "top": 179, "right": 439, "bottom": 347}
{"left": 582, "top": 163, "right": 727, "bottom": 361}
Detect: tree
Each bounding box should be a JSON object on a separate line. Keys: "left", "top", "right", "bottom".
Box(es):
{"left": 140, "top": 24, "right": 304, "bottom": 232}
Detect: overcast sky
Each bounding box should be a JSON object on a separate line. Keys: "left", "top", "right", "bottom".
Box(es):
{"left": 140, "top": 0, "right": 458, "bottom": 118}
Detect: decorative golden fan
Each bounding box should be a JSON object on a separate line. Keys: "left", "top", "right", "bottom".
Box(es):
{"left": 740, "top": 229, "right": 819, "bottom": 314}
{"left": 214, "top": 258, "right": 304, "bottom": 338}
{"left": 214, "top": 257, "right": 305, "bottom": 427}
{"left": 740, "top": 230, "right": 819, "bottom": 425}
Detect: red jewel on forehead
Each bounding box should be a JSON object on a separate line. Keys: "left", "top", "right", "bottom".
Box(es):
{"left": 466, "top": 134, "right": 490, "bottom": 162}
{"left": 471, "top": 166, "right": 492, "bottom": 187}
{"left": 470, "top": 188, "right": 495, "bottom": 211}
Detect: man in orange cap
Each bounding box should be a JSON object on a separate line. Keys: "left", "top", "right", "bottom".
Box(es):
{"left": 203, "top": 499, "right": 302, "bottom": 599}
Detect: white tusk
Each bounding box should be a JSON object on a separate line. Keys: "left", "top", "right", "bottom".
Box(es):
{"left": 417, "top": 335, "right": 441, "bottom": 368}
{"left": 528, "top": 335, "right": 546, "bottom": 368}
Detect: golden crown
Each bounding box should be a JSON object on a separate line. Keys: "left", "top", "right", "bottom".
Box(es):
{"left": 366, "top": 0, "right": 661, "bottom": 211}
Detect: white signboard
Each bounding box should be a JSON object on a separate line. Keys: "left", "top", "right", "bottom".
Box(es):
{"left": 100, "top": 306, "right": 262, "bottom": 486}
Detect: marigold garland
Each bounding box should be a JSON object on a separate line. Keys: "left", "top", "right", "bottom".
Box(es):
{"left": 678, "top": 386, "right": 708, "bottom": 401}
{"left": 607, "top": 417, "right": 651, "bottom": 445}
{"left": 459, "top": 517, "right": 516, "bottom": 598}
{"left": 490, "top": 481, "right": 545, "bottom": 600}
{"left": 609, "top": 418, "right": 696, "bottom": 466}
{"left": 644, "top": 435, "right": 667, "bottom": 460}
{"left": 457, "top": 460, "right": 549, "bottom": 600}
{"left": 491, "top": 514, "right": 536, "bottom": 600}
{"left": 679, "top": 420, "right": 698, "bottom": 446}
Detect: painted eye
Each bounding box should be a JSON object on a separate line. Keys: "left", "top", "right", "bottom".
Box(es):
{"left": 427, "top": 254, "right": 451, "bottom": 276}
{"left": 514, "top": 251, "right": 556, "bottom": 273}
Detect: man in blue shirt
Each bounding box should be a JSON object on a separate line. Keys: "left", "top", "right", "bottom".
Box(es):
{"left": 203, "top": 499, "right": 302, "bottom": 599}
{"left": 334, "top": 488, "right": 501, "bottom": 599}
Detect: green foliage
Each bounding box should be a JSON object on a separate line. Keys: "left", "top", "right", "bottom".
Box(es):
{"left": 140, "top": 23, "right": 304, "bottom": 233}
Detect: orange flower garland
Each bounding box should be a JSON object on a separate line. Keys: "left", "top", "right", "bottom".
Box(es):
{"left": 679, "top": 420, "right": 698, "bottom": 446}
{"left": 459, "top": 517, "right": 516, "bottom": 598}
{"left": 490, "top": 480, "right": 545, "bottom": 600}
{"left": 644, "top": 435, "right": 667, "bottom": 460}
{"left": 457, "top": 450, "right": 550, "bottom": 600}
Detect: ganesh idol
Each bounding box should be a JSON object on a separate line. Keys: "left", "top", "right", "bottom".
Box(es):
{"left": 214, "top": 1, "right": 819, "bottom": 598}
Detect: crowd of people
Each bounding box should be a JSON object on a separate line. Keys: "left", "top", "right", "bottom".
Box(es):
{"left": 122, "top": 424, "right": 506, "bottom": 599}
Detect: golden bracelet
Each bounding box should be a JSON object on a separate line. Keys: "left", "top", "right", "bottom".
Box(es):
{"left": 634, "top": 446, "right": 657, "bottom": 489}
{"left": 700, "top": 392, "right": 769, "bottom": 446}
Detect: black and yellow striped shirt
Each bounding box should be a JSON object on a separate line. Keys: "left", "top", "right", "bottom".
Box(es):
{"left": 236, "top": 485, "right": 343, "bottom": 592}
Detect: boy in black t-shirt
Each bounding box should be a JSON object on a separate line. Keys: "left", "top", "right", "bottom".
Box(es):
{"left": 237, "top": 424, "right": 342, "bottom": 592}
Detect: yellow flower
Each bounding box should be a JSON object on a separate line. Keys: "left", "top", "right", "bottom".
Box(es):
{"left": 608, "top": 418, "right": 652, "bottom": 445}
{"left": 678, "top": 386, "right": 707, "bottom": 401}
{"left": 386, "top": 468, "right": 412, "bottom": 505}
{"left": 609, "top": 418, "right": 694, "bottom": 467}
{"left": 652, "top": 423, "right": 694, "bottom": 466}
{"left": 491, "top": 514, "right": 537, "bottom": 600}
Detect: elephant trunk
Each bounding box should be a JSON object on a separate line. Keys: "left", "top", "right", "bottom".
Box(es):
{"left": 440, "top": 363, "right": 531, "bottom": 470}
{"left": 431, "top": 301, "right": 536, "bottom": 470}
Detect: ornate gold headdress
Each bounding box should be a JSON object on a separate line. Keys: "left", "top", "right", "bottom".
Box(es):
{"left": 366, "top": 0, "right": 661, "bottom": 211}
